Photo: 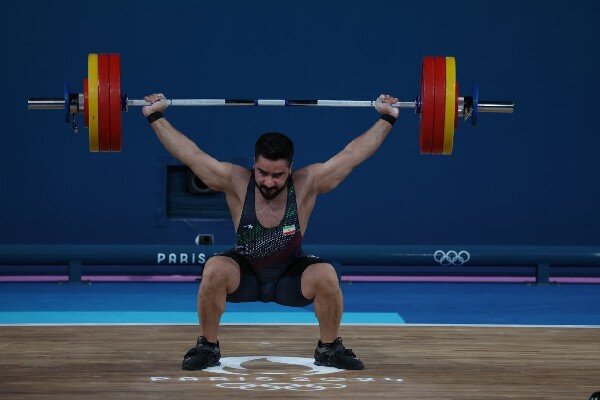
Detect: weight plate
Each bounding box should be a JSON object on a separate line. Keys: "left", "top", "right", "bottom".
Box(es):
{"left": 98, "top": 54, "right": 111, "bottom": 152}
{"left": 432, "top": 56, "right": 446, "bottom": 154}
{"left": 87, "top": 54, "right": 99, "bottom": 152}
{"left": 108, "top": 54, "right": 122, "bottom": 152}
{"left": 419, "top": 56, "right": 435, "bottom": 154}
{"left": 443, "top": 56, "right": 456, "bottom": 155}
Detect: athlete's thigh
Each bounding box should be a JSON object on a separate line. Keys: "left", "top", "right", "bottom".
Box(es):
{"left": 203, "top": 254, "right": 242, "bottom": 294}
{"left": 275, "top": 256, "right": 330, "bottom": 307}
{"left": 208, "top": 252, "right": 261, "bottom": 303}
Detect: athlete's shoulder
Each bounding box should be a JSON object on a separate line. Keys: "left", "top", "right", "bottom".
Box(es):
{"left": 292, "top": 165, "right": 322, "bottom": 205}
{"left": 229, "top": 165, "right": 251, "bottom": 182}
{"left": 292, "top": 164, "right": 323, "bottom": 194}
{"left": 227, "top": 165, "right": 252, "bottom": 199}
{"left": 291, "top": 166, "right": 311, "bottom": 187}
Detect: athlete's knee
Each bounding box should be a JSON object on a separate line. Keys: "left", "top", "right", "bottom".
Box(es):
{"left": 201, "top": 256, "right": 240, "bottom": 294}
{"left": 301, "top": 263, "right": 340, "bottom": 299}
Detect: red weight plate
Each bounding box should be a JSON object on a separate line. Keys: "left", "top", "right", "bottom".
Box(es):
{"left": 108, "top": 54, "right": 122, "bottom": 152}
{"left": 97, "top": 54, "right": 111, "bottom": 152}
{"left": 84, "top": 78, "right": 89, "bottom": 128}
{"left": 432, "top": 56, "right": 446, "bottom": 154}
{"left": 455, "top": 81, "right": 459, "bottom": 130}
{"left": 419, "top": 57, "right": 435, "bottom": 154}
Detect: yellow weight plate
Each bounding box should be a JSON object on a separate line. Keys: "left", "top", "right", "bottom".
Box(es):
{"left": 88, "top": 54, "right": 99, "bottom": 152}
{"left": 443, "top": 56, "right": 456, "bottom": 155}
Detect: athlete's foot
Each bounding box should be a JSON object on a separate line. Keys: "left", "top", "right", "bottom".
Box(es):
{"left": 314, "top": 337, "right": 364, "bottom": 370}
{"left": 182, "top": 336, "right": 221, "bottom": 370}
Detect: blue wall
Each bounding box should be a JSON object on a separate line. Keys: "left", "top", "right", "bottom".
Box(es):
{"left": 1, "top": 0, "right": 599, "bottom": 246}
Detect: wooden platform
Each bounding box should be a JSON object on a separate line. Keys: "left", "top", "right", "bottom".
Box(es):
{"left": 0, "top": 325, "right": 598, "bottom": 399}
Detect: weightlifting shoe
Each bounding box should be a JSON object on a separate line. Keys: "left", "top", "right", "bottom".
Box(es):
{"left": 182, "top": 336, "right": 221, "bottom": 370}
{"left": 314, "top": 337, "right": 364, "bottom": 370}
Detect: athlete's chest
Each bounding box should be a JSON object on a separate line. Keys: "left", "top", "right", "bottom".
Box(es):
{"left": 254, "top": 192, "right": 288, "bottom": 229}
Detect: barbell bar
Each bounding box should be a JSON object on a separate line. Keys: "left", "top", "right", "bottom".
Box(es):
{"left": 27, "top": 53, "right": 514, "bottom": 154}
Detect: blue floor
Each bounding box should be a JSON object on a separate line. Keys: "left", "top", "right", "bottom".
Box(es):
{"left": 1, "top": 282, "right": 599, "bottom": 325}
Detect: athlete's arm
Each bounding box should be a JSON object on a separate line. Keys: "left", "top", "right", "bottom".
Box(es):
{"left": 143, "top": 93, "right": 240, "bottom": 193}
{"left": 305, "top": 94, "right": 399, "bottom": 194}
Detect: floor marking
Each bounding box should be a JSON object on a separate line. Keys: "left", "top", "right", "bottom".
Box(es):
{"left": 0, "top": 311, "right": 404, "bottom": 325}
{"left": 1, "top": 322, "right": 598, "bottom": 328}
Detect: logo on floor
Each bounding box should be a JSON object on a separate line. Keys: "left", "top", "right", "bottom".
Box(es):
{"left": 150, "top": 356, "right": 404, "bottom": 392}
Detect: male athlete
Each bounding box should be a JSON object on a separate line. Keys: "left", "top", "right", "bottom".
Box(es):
{"left": 143, "top": 93, "right": 399, "bottom": 370}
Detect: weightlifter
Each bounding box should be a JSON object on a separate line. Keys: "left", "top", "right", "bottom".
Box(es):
{"left": 143, "top": 93, "right": 399, "bottom": 370}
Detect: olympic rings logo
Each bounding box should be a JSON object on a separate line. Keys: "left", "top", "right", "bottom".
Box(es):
{"left": 433, "top": 250, "right": 471, "bottom": 266}
{"left": 216, "top": 382, "right": 346, "bottom": 392}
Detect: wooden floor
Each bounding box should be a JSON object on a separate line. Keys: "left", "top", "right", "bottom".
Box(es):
{"left": 0, "top": 325, "right": 598, "bottom": 399}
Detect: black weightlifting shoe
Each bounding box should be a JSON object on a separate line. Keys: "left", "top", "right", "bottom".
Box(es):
{"left": 314, "top": 337, "right": 364, "bottom": 370}
{"left": 181, "top": 336, "right": 221, "bottom": 370}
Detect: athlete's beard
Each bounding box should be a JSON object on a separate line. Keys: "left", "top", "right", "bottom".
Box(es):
{"left": 256, "top": 182, "right": 286, "bottom": 200}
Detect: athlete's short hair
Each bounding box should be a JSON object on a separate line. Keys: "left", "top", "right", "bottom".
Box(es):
{"left": 255, "top": 132, "right": 294, "bottom": 165}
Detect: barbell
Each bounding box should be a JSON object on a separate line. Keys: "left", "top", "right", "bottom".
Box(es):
{"left": 27, "top": 53, "right": 514, "bottom": 155}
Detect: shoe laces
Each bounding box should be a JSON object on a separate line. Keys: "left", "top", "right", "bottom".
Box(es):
{"left": 319, "top": 338, "right": 357, "bottom": 358}
{"left": 183, "top": 339, "right": 219, "bottom": 360}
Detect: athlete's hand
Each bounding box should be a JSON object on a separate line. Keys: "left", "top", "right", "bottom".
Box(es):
{"left": 142, "top": 93, "right": 169, "bottom": 117}
{"left": 374, "top": 94, "right": 399, "bottom": 118}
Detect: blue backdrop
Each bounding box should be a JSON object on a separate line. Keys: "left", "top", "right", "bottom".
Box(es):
{"left": 1, "top": 0, "right": 598, "bottom": 246}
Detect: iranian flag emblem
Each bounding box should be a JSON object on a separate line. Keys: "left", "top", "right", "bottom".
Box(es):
{"left": 282, "top": 224, "right": 296, "bottom": 236}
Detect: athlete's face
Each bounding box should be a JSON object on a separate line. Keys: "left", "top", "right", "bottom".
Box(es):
{"left": 254, "top": 156, "right": 292, "bottom": 200}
